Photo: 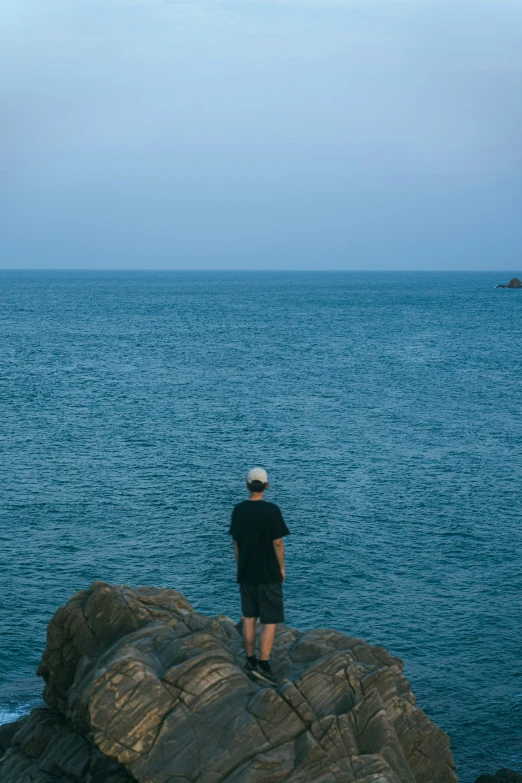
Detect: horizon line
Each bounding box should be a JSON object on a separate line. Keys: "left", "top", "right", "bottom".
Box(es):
{"left": 0, "top": 268, "right": 519, "bottom": 274}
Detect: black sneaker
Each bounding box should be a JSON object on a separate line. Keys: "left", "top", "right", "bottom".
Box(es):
{"left": 253, "top": 662, "right": 278, "bottom": 688}
{"left": 243, "top": 659, "right": 259, "bottom": 677}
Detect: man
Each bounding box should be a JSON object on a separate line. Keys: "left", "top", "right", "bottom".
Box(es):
{"left": 229, "top": 467, "right": 290, "bottom": 687}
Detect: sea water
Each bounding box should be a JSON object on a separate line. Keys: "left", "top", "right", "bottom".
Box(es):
{"left": 1, "top": 270, "right": 521, "bottom": 781}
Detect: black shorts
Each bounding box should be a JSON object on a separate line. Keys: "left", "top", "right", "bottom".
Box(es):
{"left": 239, "top": 582, "right": 284, "bottom": 624}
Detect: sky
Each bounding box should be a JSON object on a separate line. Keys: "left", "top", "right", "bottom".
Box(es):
{"left": 1, "top": 0, "right": 521, "bottom": 270}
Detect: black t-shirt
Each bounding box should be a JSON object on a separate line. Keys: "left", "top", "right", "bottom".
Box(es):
{"left": 229, "top": 500, "right": 290, "bottom": 585}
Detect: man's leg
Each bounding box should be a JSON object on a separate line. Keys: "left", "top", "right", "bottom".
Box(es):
{"left": 239, "top": 584, "right": 259, "bottom": 662}
{"left": 259, "top": 623, "right": 277, "bottom": 661}
{"left": 259, "top": 583, "right": 283, "bottom": 662}
{"left": 242, "top": 617, "right": 257, "bottom": 658}
{"left": 254, "top": 584, "right": 284, "bottom": 685}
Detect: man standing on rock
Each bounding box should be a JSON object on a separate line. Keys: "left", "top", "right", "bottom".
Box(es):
{"left": 229, "top": 467, "right": 290, "bottom": 687}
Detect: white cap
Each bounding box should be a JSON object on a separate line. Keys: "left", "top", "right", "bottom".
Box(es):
{"left": 247, "top": 467, "right": 268, "bottom": 484}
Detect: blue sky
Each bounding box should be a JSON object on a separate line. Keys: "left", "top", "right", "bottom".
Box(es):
{"left": 1, "top": 0, "right": 521, "bottom": 269}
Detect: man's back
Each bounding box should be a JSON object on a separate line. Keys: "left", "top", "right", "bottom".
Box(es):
{"left": 230, "top": 500, "right": 289, "bottom": 584}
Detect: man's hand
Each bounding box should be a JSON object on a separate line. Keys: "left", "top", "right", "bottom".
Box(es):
{"left": 273, "top": 537, "right": 285, "bottom": 583}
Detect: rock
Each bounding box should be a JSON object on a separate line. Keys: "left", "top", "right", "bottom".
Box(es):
{"left": 0, "top": 720, "right": 22, "bottom": 757}
{"left": 496, "top": 277, "right": 521, "bottom": 288}
{"left": 475, "top": 770, "right": 522, "bottom": 783}
{"left": 0, "top": 582, "right": 458, "bottom": 782}
{"left": 0, "top": 708, "right": 133, "bottom": 782}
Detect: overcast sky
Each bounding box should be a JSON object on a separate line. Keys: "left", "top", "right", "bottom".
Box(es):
{"left": 1, "top": 0, "right": 521, "bottom": 270}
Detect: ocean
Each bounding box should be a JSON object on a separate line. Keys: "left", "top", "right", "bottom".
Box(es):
{"left": 1, "top": 270, "right": 521, "bottom": 781}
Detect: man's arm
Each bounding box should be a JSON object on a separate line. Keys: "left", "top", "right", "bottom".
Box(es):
{"left": 233, "top": 540, "right": 239, "bottom": 564}
{"left": 273, "top": 538, "right": 285, "bottom": 582}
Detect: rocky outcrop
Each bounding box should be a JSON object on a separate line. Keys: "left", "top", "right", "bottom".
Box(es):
{"left": 0, "top": 720, "right": 21, "bottom": 757}
{"left": 475, "top": 771, "right": 522, "bottom": 783}
{"left": 0, "top": 708, "right": 133, "bottom": 782}
{"left": 0, "top": 582, "right": 457, "bottom": 782}
{"left": 496, "top": 277, "right": 521, "bottom": 288}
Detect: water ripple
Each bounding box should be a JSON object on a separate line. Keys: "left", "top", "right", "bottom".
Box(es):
{"left": 0, "top": 271, "right": 521, "bottom": 782}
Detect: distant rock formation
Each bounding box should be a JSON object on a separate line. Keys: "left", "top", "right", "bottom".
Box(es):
{"left": 475, "top": 770, "right": 522, "bottom": 783}
{"left": 496, "top": 277, "right": 521, "bottom": 288}
{"left": 0, "top": 582, "right": 457, "bottom": 782}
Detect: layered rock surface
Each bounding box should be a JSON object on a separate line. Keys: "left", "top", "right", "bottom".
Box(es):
{"left": 0, "top": 582, "right": 457, "bottom": 782}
